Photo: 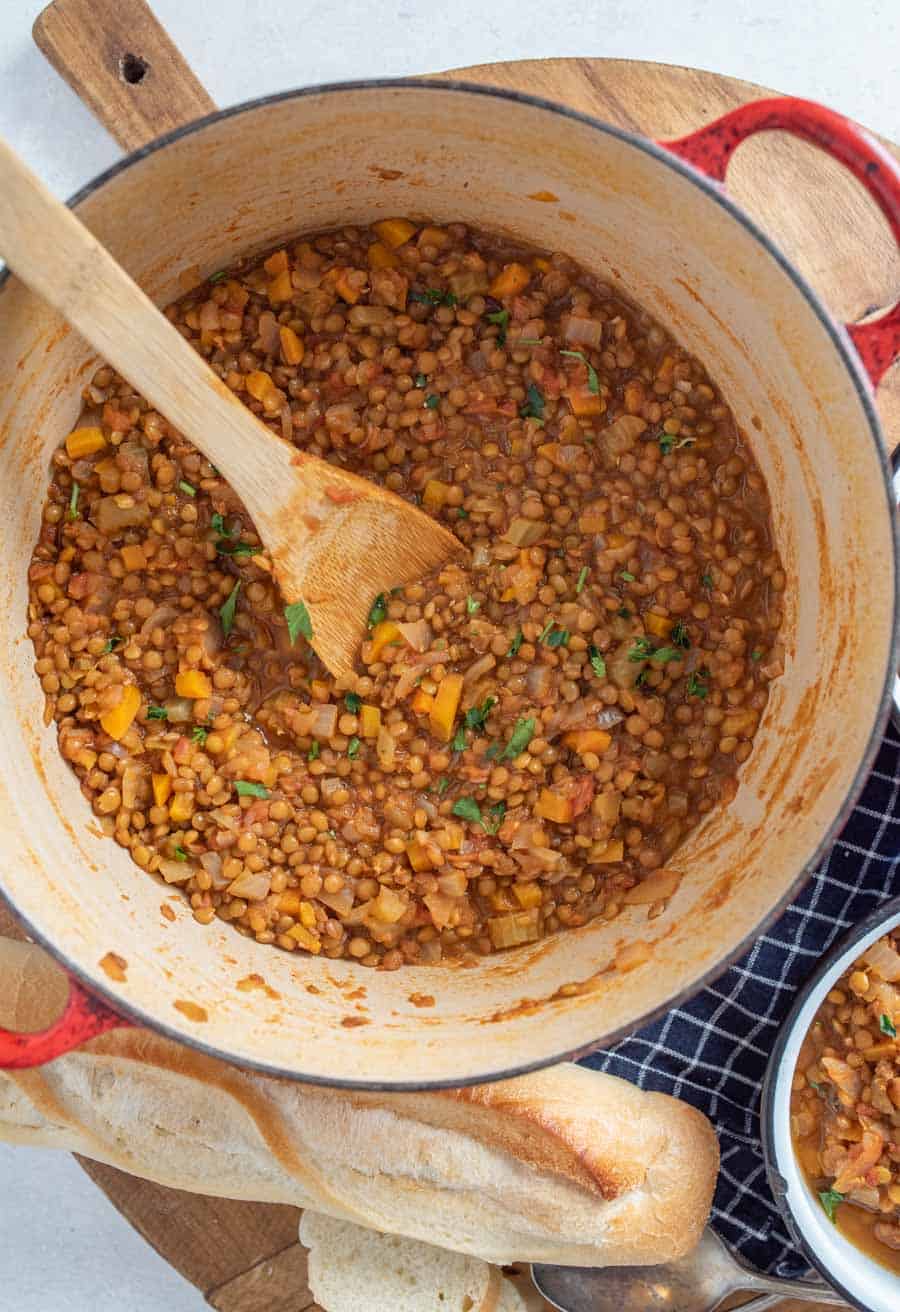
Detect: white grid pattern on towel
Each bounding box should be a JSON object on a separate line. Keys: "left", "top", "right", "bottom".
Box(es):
{"left": 580, "top": 723, "right": 900, "bottom": 1277}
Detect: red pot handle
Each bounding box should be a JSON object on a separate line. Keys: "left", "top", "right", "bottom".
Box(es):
{"left": 661, "top": 97, "right": 900, "bottom": 389}
{"left": 0, "top": 974, "right": 131, "bottom": 1069}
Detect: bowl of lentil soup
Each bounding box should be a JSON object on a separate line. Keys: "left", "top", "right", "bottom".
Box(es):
{"left": 763, "top": 898, "right": 900, "bottom": 1312}
{"left": 0, "top": 82, "right": 898, "bottom": 1086}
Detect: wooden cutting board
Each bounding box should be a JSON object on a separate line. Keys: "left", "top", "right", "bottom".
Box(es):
{"left": 14, "top": 1, "right": 898, "bottom": 1306}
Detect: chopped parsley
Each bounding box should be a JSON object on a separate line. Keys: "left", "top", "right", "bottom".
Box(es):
{"left": 617, "top": 606, "right": 631, "bottom": 619}
{"left": 519, "top": 381, "right": 545, "bottom": 423}
{"left": 234, "top": 780, "right": 269, "bottom": 799}
{"left": 619, "top": 570, "right": 635, "bottom": 583}
{"left": 452, "top": 797, "right": 483, "bottom": 824}
{"left": 576, "top": 566, "right": 589, "bottom": 594}
{"left": 545, "top": 627, "right": 570, "bottom": 649}
{"left": 208, "top": 270, "right": 228, "bottom": 283}
{"left": 484, "top": 742, "right": 502, "bottom": 761}
{"left": 751, "top": 648, "right": 763, "bottom": 662}
{"left": 68, "top": 482, "right": 80, "bottom": 520}
{"left": 368, "top": 593, "right": 388, "bottom": 628}
{"left": 658, "top": 432, "right": 695, "bottom": 457}
{"left": 178, "top": 479, "right": 197, "bottom": 497}
{"left": 425, "top": 393, "right": 440, "bottom": 410}
{"left": 486, "top": 307, "right": 510, "bottom": 346}
{"left": 191, "top": 726, "right": 208, "bottom": 746}
{"left": 344, "top": 692, "right": 362, "bottom": 714}
{"left": 502, "top": 717, "right": 536, "bottom": 761}
{"left": 308, "top": 741, "right": 320, "bottom": 761}
{"left": 628, "top": 636, "right": 655, "bottom": 662}
{"left": 507, "top": 627, "right": 524, "bottom": 658}
{"left": 687, "top": 667, "right": 710, "bottom": 700}
{"left": 702, "top": 572, "right": 714, "bottom": 590}
{"left": 436, "top": 776, "right": 450, "bottom": 797}
{"left": 650, "top": 646, "right": 682, "bottom": 664}
{"left": 588, "top": 645, "right": 607, "bottom": 679}
{"left": 672, "top": 620, "right": 690, "bottom": 649}
{"left": 456, "top": 507, "right": 469, "bottom": 520}
{"left": 559, "top": 348, "right": 600, "bottom": 394}
{"left": 819, "top": 1189, "right": 844, "bottom": 1223}
{"left": 347, "top": 736, "right": 361, "bottom": 760}
{"left": 537, "top": 618, "right": 555, "bottom": 643}
{"left": 634, "top": 669, "right": 649, "bottom": 688}
{"left": 880, "top": 1013, "right": 897, "bottom": 1038}
{"left": 219, "top": 581, "right": 241, "bottom": 637}
{"left": 465, "top": 696, "right": 496, "bottom": 735}
{"left": 466, "top": 595, "right": 480, "bottom": 615}
{"left": 414, "top": 373, "right": 428, "bottom": 388}
{"left": 174, "top": 845, "right": 188, "bottom": 862}
{"left": 409, "top": 287, "right": 457, "bottom": 307}
{"left": 482, "top": 801, "right": 506, "bottom": 835}
{"left": 284, "top": 600, "right": 313, "bottom": 644}
{"left": 451, "top": 725, "right": 468, "bottom": 753}
{"left": 146, "top": 705, "right": 168, "bottom": 720}
{"left": 102, "top": 635, "right": 123, "bottom": 655}
{"left": 210, "top": 512, "right": 230, "bottom": 537}
{"left": 217, "top": 539, "right": 260, "bottom": 558}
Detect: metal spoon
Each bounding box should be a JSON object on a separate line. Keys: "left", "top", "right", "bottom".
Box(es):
{"left": 532, "top": 1226, "right": 847, "bottom": 1311}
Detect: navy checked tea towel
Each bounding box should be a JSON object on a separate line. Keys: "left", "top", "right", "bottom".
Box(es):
{"left": 581, "top": 721, "right": 900, "bottom": 1278}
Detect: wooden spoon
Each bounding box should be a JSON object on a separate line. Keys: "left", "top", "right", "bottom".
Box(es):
{"left": 0, "top": 137, "right": 465, "bottom": 680}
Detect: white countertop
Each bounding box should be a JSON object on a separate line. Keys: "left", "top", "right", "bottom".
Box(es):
{"left": 1, "top": 1, "right": 897, "bottom": 1308}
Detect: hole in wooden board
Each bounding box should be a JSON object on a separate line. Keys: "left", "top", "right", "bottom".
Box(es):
{"left": 119, "top": 52, "right": 149, "bottom": 85}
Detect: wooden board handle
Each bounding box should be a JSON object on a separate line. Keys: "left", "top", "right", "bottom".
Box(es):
{"left": 33, "top": 0, "right": 217, "bottom": 153}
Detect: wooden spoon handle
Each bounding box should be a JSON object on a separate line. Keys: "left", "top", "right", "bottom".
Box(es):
{"left": 33, "top": 0, "right": 216, "bottom": 152}
{"left": 0, "top": 133, "right": 291, "bottom": 521}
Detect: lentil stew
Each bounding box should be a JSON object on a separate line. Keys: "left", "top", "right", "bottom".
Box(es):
{"left": 791, "top": 930, "right": 900, "bottom": 1273}
{"left": 27, "top": 218, "right": 784, "bottom": 969}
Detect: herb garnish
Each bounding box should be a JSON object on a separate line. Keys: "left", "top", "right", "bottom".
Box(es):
{"left": 452, "top": 797, "right": 483, "bottom": 824}
{"left": 617, "top": 606, "right": 631, "bottom": 619}
{"left": 147, "top": 705, "right": 168, "bottom": 720}
{"left": 658, "top": 433, "right": 695, "bottom": 457}
{"left": 576, "top": 566, "right": 589, "bottom": 594}
{"left": 486, "top": 308, "right": 510, "bottom": 346}
{"left": 347, "top": 736, "right": 361, "bottom": 760}
{"left": 483, "top": 801, "right": 506, "bottom": 835}
{"left": 368, "top": 593, "right": 387, "bottom": 628}
{"left": 880, "top": 1013, "right": 897, "bottom": 1038}
{"left": 436, "top": 777, "right": 450, "bottom": 796}
{"left": 672, "top": 621, "right": 690, "bottom": 649}
{"left": 308, "top": 741, "right": 320, "bottom": 761}
{"left": 235, "top": 780, "right": 269, "bottom": 799}
{"left": 559, "top": 349, "right": 600, "bottom": 394}
{"left": 619, "top": 571, "right": 635, "bottom": 583}
{"left": 68, "top": 482, "right": 80, "bottom": 520}
{"left": 284, "top": 600, "right": 313, "bottom": 644}
{"left": 414, "top": 373, "right": 428, "bottom": 388}
{"left": 588, "top": 645, "right": 607, "bottom": 679}
{"left": 687, "top": 667, "right": 710, "bottom": 700}
{"left": 628, "top": 637, "right": 655, "bottom": 662}
{"left": 217, "top": 539, "right": 260, "bottom": 558}
{"left": 451, "top": 725, "right": 468, "bottom": 753}
{"left": 174, "top": 845, "right": 188, "bottom": 862}
{"left": 537, "top": 618, "right": 555, "bottom": 643}
{"left": 650, "top": 646, "right": 682, "bottom": 664}
{"left": 502, "top": 717, "right": 536, "bottom": 760}
{"left": 178, "top": 479, "right": 197, "bottom": 497}
{"left": 219, "top": 581, "right": 241, "bottom": 637}
{"left": 751, "top": 648, "right": 763, "bottom": 662}
{"left": 819, "top": 1189, "right": 844, "bottom": 1223}
{"left": 519, "top": 382, "right": 545, "bottom": 423}
{"left": 191, "top": 726, "right": 208, "bottom": 746}
{"left": 409, "top": 287, "right": 457, "bottom": 307}
{"left": 209, "top": 270, "right": 228, "bottom": 283}
{"left": 507, "top": 628, "right": 524, "bottom": 658}
{"left": 465, "top": 696, "right": 496, "bottom": 735}
{"left": 425, "top": 394, "right": 440, "bottom": 410}
{"left": 344, "top": 692, "right": 362, "bottom": 714}
{"left": 466, "top": 595, "right": 480, "bottom": 615}
{"left": 545, "top": 628, "right": 570, "bottom": 649}
{"left": 102, "top": 635, "right": 123, "bottom": 655}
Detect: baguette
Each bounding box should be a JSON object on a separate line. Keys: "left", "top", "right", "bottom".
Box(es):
{"left": 0, "top": 938, "right": 718, "bottom": 1267}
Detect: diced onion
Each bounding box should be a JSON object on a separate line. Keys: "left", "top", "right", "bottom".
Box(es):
{"left": 227, "top": 871, "right": 271, "bottom": 901}
{"left": 622, "top": 869, "right": 682, "bottom": 905}
{"left": 864, "top": 938, "right": 900, "bottom": 981}
{"left": 159, "top": 859, "right": 192, "bottom": 885}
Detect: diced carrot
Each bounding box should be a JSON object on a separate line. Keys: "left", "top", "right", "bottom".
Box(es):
{"left": 373, "top": 218, "right": 417, "bottom": 249}
{"left": 535, "top": 788, "right": 573, "bottom": 824}
{"left": 532, "top": 256, "right": 551, "bottom": 272}
{"left": 75, "top": 748, "right": 97, "bottom": 771}
{"left": 65, "top": 427, "right": 106, "bottom": 459}
{"left": 490, "top": 886, "right": 519, "bottom": 912}
{"left": 646, "top": 612, "right": 673, "bottom": 639}
{"left": 298, "top": 901, "right": 317, "bottom": 928}
{"left": 406, "top": 840, "right": 434, "bottom": 872}
{"left": 422, "top": 479, "right": 450, "bottom": 511}
{"left": 264, "top": 249, "right": 289, "bottom": 275}
{"left": 175, "top": 670, "right": 212, "bottom": 699}
{"left": 151, "top": 773, "right": 172, "bottom": 807}
{"left": 367, "top": 241, "right": 399, "bottom": 270}
{"left": 591, "top": 838, "right": 625, "bottom": 863}
{"left": 489, "top": 262, "right": 531, "bottom": 298}
{"left": 288, "top": 923, "right": 321, "bottom": 953}
{"left": 333, "top": 268, "right": 367, "bottom": 304}
{"left": 411, "top": 688, "right": 434, "bottom": 715}
{"left": 100, "top": 684, "right": 140, "bottom": 740}
{"left": 578, "top": 505, "right": 606, "bottom": 533}
{"left": 566, "top": 387, "right": 606, "bottom": 417}
{"left": 440, "top": 823, "right": 464, "bottom": 851}
{"left": 359, "top": 704, "right": 381, "bottom": 738}
{"left": 562, "top": 729, "right": 612, "bottom": 755}
{"left": 595, "top": 791, "right": 621, "bottom": 824}
{"left": 513, "top": 882, "right": 543, "bottom": 909}
{"left": 368, "top": 620, "right": 402, "bottom": 662}
{"left": 168, "top": 791, "right": 194, "bottom": 824}
{"left": 417, "top": 226, "right": 450, "bottom": 250}
{"left": 246, "top": 370, "right": 275, "bottom": 401}
{"left": 267, "top": 269, "right": 293, "bottom": 304}
{"left": 429, "top": 673, "right": 463, "bottom": 743}
{"left": 310, "top": 680, "right": 330, "bottom": 702}
{"left": 279, "top": 325, "right": 305, "bottom": 365}
{"left": 120, "top": 543, "right": 146, "bottom": 572}
{"left": 278, "top": 890, "right": 304, "bottom": 917}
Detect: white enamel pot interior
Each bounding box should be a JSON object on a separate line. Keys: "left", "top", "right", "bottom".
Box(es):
{"left": 0, "top": 81, "right": 896, "bottom": 1087}
{"left": 762, "top": 896, "right": 900, "bottom": 1312}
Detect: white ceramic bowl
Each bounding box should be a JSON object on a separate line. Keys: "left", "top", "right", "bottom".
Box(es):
{"left": 762, "top": 895, "right": 900, "bottom": 1312}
